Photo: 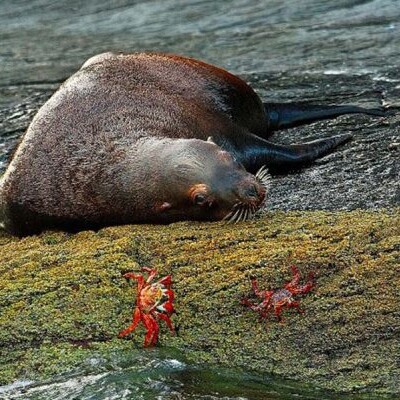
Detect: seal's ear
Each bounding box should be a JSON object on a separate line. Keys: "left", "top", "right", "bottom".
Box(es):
{"left": 155, "top": 202, "right": 172, "bottom": 213}
{"left": 207, "top": 136, "right": 216, "bottom": 145}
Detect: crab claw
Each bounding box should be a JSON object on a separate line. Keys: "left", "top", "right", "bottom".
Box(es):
{"left": 158, "top": 275, "right": 172, "bottom": 286}
{"left": 157, "top": 301, "right": 174, "bottom": 314}
{"left": 163, "top": 288, "right": 174, "bottom": 302}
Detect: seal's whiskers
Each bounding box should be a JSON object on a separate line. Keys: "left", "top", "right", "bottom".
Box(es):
{"left": 255, "top": 165, "right": 271, "bottom": 209}
{"left": 223, "top": 166, "right": 271, "bottom": 224}
{"left": 224, "top": 203, "right": 258, "bottom": 223}
{"left": 255, "top": 165, "right": 271, "bottom": 192}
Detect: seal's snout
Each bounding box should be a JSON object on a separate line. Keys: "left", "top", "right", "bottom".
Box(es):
{"left": 223, "top": 178, "right": 267, "bottom": 223}
{"left": 247, "top": 184, "right": 266, "bottom": 203}
{"left": 239, "top": 181, "right": 266, "bottom": 206}
{"left": 244, "top": 184, "right": 259, "bottom": 199}
{"left": 222, "top": 165, "right": 271, "bottom": 223}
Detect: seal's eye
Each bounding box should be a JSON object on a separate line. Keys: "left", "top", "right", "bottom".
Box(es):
{"left": 194, "top": 193, "right": 207, "bottom": 206}
{"left": 188, "top": 184, "right": 211, "bottom": 207}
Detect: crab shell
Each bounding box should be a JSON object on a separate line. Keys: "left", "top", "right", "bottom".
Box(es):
{"left": 242, "top": 265, "right": 315, "bottom": 323}
{"left": 119, "top": 267, "right": 175, "bottom": 346}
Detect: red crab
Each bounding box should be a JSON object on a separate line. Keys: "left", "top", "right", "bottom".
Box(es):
{"left": 119, "top": 267, "right": 175, "bottom": 346}
{"left": 241, "top": 265, "right": 315, "bottom": 324}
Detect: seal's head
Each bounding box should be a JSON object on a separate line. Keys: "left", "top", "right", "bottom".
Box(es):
{"left": 154, "top": 138, "right": 269, "bottom": 223}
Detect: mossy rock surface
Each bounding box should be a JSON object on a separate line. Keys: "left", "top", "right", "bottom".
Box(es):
{"left": 0, "top": 209, "right": 399, "bottom": 395}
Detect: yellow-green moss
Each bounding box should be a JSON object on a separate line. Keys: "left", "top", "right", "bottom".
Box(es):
{"left": 0, "top": 209, "right": 399, "bottom": 394}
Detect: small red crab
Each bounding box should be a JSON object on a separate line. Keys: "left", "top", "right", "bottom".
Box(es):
{"left": 241, "top": 265, "right": 315, "bottom": 324}
{"left": 119, "top": 267, "right": 175, "bottom": 346}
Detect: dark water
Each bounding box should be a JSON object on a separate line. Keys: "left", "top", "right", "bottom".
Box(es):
{"left": 0, "top": 348, "right": 386, "bottom": 400}
{"left": 0, "top": 0, "right": 399, "bottom": 398}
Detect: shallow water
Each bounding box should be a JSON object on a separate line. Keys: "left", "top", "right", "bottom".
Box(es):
{"left": 0, "top": 0, "right": 399, "bottom": 398}
{"left": 0, "top": 347, "right": 388, "bottom": 400}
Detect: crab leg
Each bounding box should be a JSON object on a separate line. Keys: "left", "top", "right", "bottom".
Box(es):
{"left": 155, "top": 311, "right": 175, "bottom": 333}
{"left": 142, "top": 313, "right": 159, "bottom": 347}
{"left": 290, "top": 277, "right": 315, "bottom": 295}
{"left": 241, "top": 298, "right": 270, "bottom": 318}
{"left": 287, "top": 300, "right": 304, "bottom": 313}
{"left": 150, "top": 316, "right": 160, "bottom": 346}
{"left": 285, "top": 266, "right": 301, "bottom": 291}
{"left": 274, "top": 304, "right": 285, "bottom": 322}
{"left": 118, "top": 307, "right": 142, "bottom": 337}
{"left": 291, "top": 284, "right": 314, "bottom": 294}
{"left": 123, "top": 272, "right": 145, "bottom": 286}
{"left": 250, "top": 277, "right": 266, "bottom": 298}
{"left": 241, "top": 298, "right": 257, "bottom": 310}
{"left": 142, "top": 267, "right": 158, "bottom": 283}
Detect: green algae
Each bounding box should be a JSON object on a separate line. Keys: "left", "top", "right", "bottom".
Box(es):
{"left": 0, "top": 209, "right": 399, "bottom": 395}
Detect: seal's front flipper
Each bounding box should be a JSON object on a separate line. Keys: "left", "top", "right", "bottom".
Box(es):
{"left": 237, "top": 133, "right": 352, "bottom": 174}
{"left": 264, "top": 102, "right": 385, "bottom": 132}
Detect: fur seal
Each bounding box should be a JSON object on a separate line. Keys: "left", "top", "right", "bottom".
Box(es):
{"left": 0, "top": 52, "right": 384, "bottom": 236}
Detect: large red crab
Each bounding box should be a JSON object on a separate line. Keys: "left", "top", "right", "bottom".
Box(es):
{"left": 119, "top": 267, "right": 175, "bottom": 346}
{"left": 241, "top": 265, "right": 315, "bottom": 324}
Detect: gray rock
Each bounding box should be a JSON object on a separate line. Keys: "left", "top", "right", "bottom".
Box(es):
{"left": 1, "top": 1, "right": 398, "bottom": 211}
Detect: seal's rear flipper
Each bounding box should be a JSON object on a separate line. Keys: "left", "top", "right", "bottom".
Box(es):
{"left": 239, "top": 133, "right": 352, "bottom": 173}
{"left": 264, "top": 102, "right": 385, "bottom": 131}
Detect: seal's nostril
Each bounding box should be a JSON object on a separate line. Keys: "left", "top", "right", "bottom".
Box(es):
{"left": 245, "top": 185, "right": 259, "bottom": 198}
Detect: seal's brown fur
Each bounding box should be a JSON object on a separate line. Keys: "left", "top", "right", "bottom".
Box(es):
{"left": 0, "top": 53, "right": 268, "bottom": 235}
{"left": 1, "top": 52, "right": 381, "bottom": 236}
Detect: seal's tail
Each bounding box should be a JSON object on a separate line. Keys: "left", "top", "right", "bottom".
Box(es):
{"left": 264, "top": 102, "right": 385, "bottom": 132}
